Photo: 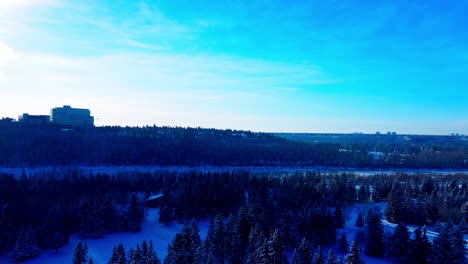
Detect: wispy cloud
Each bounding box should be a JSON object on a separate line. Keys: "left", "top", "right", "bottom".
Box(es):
{"left": 0, "top": 0, "right": 58, "bottom": 10}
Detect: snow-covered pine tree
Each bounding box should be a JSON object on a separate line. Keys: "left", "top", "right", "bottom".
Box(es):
{"left": 147, "top": 240, "right": 161, "bottom": 264}
{"left": 389, "top": 223, "right": 410, "bottom": 262}
{"left": 409, "top": 226, "right": 431, "bottom": 264}
{"left": 327, "top": 249, "right": 336, "bottom": 264}
{"left": 73, "top": 241, "right": 89, "bottom": 264}
{"left": 338, "top": 233, "right": 348, "bottom": 253}
{"left": 334, "top": 204, "right": 345, "bottom": 228}
{"left": 364, "top": 207, "right": 384, "bottom": 257}
{"left": 268, "top": 228, "right": 286, "bottom": 264}
{"left": 127, "top": 193, "right": 143, "bottom": 232}
{"left": 314, "top": 246, "right": 325, "bottom": 264}
{"left": 13, "top": 225, "right": 40, "bottom": 262}
{"left": 345, "top": 241, "right": 363, "bottom": 264}
{"left": 291, "top": 249, "right": 299, "bottom": 264}
{"left": 355, "top": 212, "right": 364, "bottom": 228}
{"left": 12, "top": 226, "right": 26, "bottom": 263}
{"left": 297, "top": 237, "right": 312, "bottom": 264}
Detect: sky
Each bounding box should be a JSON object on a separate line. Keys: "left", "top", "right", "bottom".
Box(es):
{"left": 0, "top": 0, "right": 467, "bottom": 134}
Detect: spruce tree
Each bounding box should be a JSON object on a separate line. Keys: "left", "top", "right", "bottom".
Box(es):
{"left": 327, "top": 249, "right": 336, "bottom": 264}
{"left": 409, "top": 226, "right": 431, "bottom": 264}
{"left": 345, "top": 241, "right": 363, "bottom": 264}
{"left": 147, "top": 240, "right": 161, "bottom": 264}
{"left": 12, "top": 226, "right": 27, "bottom": 263}
{"left": 334, "top": 204, "right": 345, "bottom": 228}
{"left": 159, "top": 189, "right": 172, "bottom": 224}
{"left": 364, "top": 208, "right": 384, "bottom": 257}
{"left": 13, "top": 225, "right": 40, "bottom": 262}
{"left": 108, "top": 246, "right": 119, "bottom": 264}
{"left": 297, "top": 238, "right": 312, "bottom": 264}
{"left": 117, "top": 244, "right": 126, "bottom": 264}
{"left": 389, "top": 223, "right": 410, "bottom": 262}
{"left": 102, "top": 194, "right": 117, "bottom": 232}
{"left": 338, "top": 233, "right": 348, "bottom": 253}
{"left": 450, "top": 225, "right": 467, "bottom": 264}
{"left": 291, "top": 249, "right": 299, "bottom": 264}
{"left": 430, "top": 222, "right": 466, "bottom": 264}
{"left": 268, "top": 229, "right": 286, "bottom": 264}
{"left": 314, "top": 246, "right": 325, "bottom": 264}
{"left": 127, "top": 193, "right": 142, "bottom": 232}
{"left": 73, "top": 241, "right": 89, "bottom": 264}
{"left": 355, "top": 212, "right": 364, "bottom": 228}
{"left": 79, "top": 200, "right": 104, "bottom": 238}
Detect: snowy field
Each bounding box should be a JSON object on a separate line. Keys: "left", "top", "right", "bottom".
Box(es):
{"left": 0, "top": 209, "right": 209, "bottom": 264}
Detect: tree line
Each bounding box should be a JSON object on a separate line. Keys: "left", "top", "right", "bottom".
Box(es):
{"left": 0, "top": 124, "right": 466, "bottom": 168}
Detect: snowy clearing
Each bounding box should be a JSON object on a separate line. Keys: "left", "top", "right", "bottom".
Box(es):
{"left": 0, "top": 209, "right": 209, "bottom": 264}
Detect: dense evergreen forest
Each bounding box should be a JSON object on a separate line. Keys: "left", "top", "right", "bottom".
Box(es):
{"left": 0, "top": 122, "right": 466, "bottom": 168}
{"left": 0, "top": 170, "right": 467, "bottom": 263}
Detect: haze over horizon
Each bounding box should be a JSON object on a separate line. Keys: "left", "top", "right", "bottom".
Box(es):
{"left": 0, "top": 0, "right": 467, "bottom": 135}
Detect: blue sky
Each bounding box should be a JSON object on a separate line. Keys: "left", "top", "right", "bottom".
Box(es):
{"left": 0, "top": 0, "right": 467, "bottom": 134}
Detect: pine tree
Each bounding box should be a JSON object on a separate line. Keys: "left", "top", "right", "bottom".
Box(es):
{"left": 127, "top": 193, "right": 143, "bottom": 232}
{"left": 79, "top": 200, "right": 104, "bottom": 238}
{"left": 102, "top": 194, "right": 117, "bottom": 232}
{"left": 338, "top": 233, "right": 348, "bottom": 253}
{"left": 117, "top": 244, "right": 126, "bottom": 264}
{"left": 314, "top": 246, "right": 325, "bottom": 264}
{"left": 409, "top": 226, "right": 431, "bottom": 264}
{"left": 389, "top": 223, "right": 410, "bottom": 262}
{"left": 364, "top": 208, "right": 384, "bottom": 257}
{"left": 13, "top": 225, "right": 40, "bottom": 262}
{"left": 246, "top": 225, "right": 268, "bottom": 264}
{"left": 268, "top": 229, "right": 286, "bottom": 264}
{"left": 334, "top": 204, "right": 345, "bottom": 228}
{"left": 450, "top": 225, "right": 467, "bottom": 264}
{"left": 147, "top": 240, "right": 161, "bottom": 264}
{"left": 291, "top": 249, "right": 299, "bottom": 264}
{"left": 225, "top": 214, "right": 242, "bottom": 264}
{"left": 459, "top": 217, "right": 467, "bottom": 234}
{"left": 108, "top": 246, "right": 119, "bottom": 264}
{"left": 165, "top": 225, "right": 199, "bottom": 264}
{"left": 130, "top": 244, "right": 142, "bottom": 264}
{"left": 159, "top": 189, "right": 172, "bottom": 224}
{"left": 354, "top": 230, "right": 365, "bottom": 253}
{"left": 345, "top": 241, "right": 363, "bottom": 264}
{"left": 336, "top": 256, "right": 343, "bottom": 264}
{"left": 327, "top": 249, "right": 336, "bottom": 264}
{"left": 73, "top": 241, "right": 89, "bottom": 264}
{"left": 430, "top": 222, "right": 466, "bottom": 264}
{"left": 297, "top": 238, "right": 312, "bottom": 264}
{"left": 12, "top": 226, "right": 27, "bottom": 263}
{"left": 355, "top": 212, "right": 364, "bottom": 228}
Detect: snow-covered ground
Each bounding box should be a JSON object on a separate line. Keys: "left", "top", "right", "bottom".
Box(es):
{"left": 0, "top": 209, "right": 209, "bottom": 264}
{"left": 336, "top": 202, "right": 468, "bottom": 263}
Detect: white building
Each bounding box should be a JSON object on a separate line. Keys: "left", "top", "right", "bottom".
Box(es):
{"left": 51, "top": 105, "right": 94, "bottom": 127}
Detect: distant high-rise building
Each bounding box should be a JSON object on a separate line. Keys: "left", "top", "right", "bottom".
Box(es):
{"left": 51, "top": 105, "right": 94, "bottom": 127}
{"left": 18, "top": 113, "right": 50, "bottom": 125}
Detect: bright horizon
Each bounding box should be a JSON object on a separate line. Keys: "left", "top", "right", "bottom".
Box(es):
{"left": 1, "top": 0, "right": 467, "bottom": 135}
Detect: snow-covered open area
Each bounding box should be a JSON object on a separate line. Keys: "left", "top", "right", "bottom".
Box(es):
{"left": 0, "top": 209, "right": 209, "bottom": 264}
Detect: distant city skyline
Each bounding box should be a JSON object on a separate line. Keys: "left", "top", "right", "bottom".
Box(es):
{"left": 0, "top": 0, "right": 467, "bottom": 135}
